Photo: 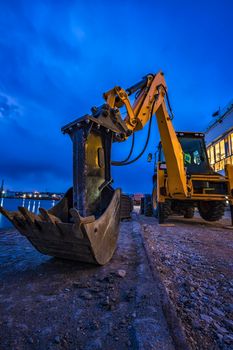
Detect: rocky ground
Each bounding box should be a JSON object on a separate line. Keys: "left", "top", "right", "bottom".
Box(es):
{"left": 138, "top": 211, "right": 233, "bottom": 350}
{"left": 0, "top": 211, "right": 233, "bottom": 349}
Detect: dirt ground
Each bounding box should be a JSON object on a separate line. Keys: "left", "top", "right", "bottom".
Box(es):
{"left": 0, "top": 220, "right": 177, "bottom": 350}
{"left": 0, "top": 210, "right": 233, "bottom": 349}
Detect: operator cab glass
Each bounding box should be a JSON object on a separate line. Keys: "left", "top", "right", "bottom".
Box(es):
{"left": 178, "top": 134, "right": 212, "bottom": 174}
{"left": 157, "top": 133, "right": 213, "bottom": 175}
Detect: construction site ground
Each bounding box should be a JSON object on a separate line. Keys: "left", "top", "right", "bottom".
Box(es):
{"left": 0, "top": 209, "right": 233, "bottom": 350}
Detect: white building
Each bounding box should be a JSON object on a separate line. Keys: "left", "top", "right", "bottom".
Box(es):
{"left": 206, "top": 99, "right": 233, "bottom": 173}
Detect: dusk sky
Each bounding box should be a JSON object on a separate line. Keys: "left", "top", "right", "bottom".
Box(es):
{"left": 0, "top": 0, "right": 233, "bottom": 194}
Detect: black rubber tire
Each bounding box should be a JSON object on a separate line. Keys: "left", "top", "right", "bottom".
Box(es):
{"left": 140, "top": 198, "right": 145, "bottom": 215}
{"left": 144, "top": 194, "right": 153, "bottom": 217}
{"left": 157, "top": 201, "right": 171, "bottom": 224}
{"left": 198, "top": 201, "right": 225, "bottom": 222}
{"left": 120, "top": 194, "right": 133, "bottom": 220}
{"left": 184, "top": 207, "right": 195, "bottom": 219}
{"left": 151, "top": 184, "right": 171, "bottom": 223}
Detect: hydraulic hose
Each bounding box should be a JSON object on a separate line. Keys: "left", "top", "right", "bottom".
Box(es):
{"left": 111, "top": 106, "right": 154, "bottom": 166}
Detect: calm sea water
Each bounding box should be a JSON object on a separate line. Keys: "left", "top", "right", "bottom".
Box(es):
{"left": 0, "top": 198, "right": 56, "bottom": 229}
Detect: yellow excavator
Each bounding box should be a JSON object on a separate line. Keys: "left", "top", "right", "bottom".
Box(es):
{"left": 1, "top": 71, "right": 233, "bottom": 265}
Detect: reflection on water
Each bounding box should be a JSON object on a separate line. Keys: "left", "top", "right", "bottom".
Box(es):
{"left": 0, "top": 198, "right": 56, "bottom": 229}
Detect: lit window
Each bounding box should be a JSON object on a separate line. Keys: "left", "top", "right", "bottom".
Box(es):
{"left": 215, "top": 143, "right": 220, "bottom": 162}
{"left": 231, "top": 133, "right": 233, "bottom": 154}
{"left": 220, "top": 140, "right": 225, "bottom": 159}
{"left": 210, "top": 146, "right": 215, "bottom": 165}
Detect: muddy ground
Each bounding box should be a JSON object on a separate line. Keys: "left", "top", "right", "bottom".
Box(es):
{"left": 0, "top": 210, "right": 233, "bottom": 349}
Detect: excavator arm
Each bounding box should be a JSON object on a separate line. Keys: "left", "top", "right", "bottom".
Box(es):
{"left": 0, "top": 72, "right": 189, "bottom": 264}
{"left": 103, "top": 72, "right": 189, "bottom": 197}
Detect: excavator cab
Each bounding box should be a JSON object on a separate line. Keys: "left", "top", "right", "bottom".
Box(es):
{"left": 146, "top": 132, "right": 230, "bottom": 223}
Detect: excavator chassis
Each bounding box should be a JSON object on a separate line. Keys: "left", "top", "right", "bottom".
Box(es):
{"left": 0, "top": 107, "right": 133, "bottom": 265}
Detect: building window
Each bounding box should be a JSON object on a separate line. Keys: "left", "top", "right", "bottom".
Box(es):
{"left": 220, "top": 139, "right": 225, "bottom": 159}
{"left": 225, "top": 137, "right": 230, "bottom": 157}
{"left": 209, "top": 146, "right": 215, "bottom": 165}
{"left": 231, "top": 133, "right": 233, "bottom": 155}
{"left": 215, "top": 142, "right": 220, "bottom": 162}
{"left": 228, "top": 135, "right": 232, "bottom": 156}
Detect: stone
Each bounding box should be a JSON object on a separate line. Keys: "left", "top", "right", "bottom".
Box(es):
{"left": 81, "top": 291, "right": 92, "bottom": 300}
{"left": 54, "top": 336, "right": 61, "bottom": 344}
{"left": 212, "top": 307, "right": 225, "bottom": 317}
{"left": 224, "top": 319, "right": 233, "bottom": 331}
{"left": 117, "top": 269, "right": 127, "bottom": 278}
{"left": 192, "top": 320, "right": 202, "bottom": 330}
{"left": 86, "top": 338, "right": 102, "bottom": 349}
{"left": 73, "top": 282, "right": 82, "bottom": 288}
{"left": 200, "top": 314, "right": 213, "bottom": 323}
{"left": 223, "top": 303, "right": 233, "bottom": 313}
{"left": 214, "top": 322, "right": 228, "bottom": 334}
{"left": 27, "top": 337, "right": 34, "bottom": 344}
{"left": 223, "top": 334, "right": 233, "bottom": 344}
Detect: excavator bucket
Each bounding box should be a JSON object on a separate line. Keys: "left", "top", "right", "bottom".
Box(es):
{"left": 0, "top": 188, "right": 121, "bottom": 265}
{"left": 1, "top": 107, "right": 132, "bottom": 265}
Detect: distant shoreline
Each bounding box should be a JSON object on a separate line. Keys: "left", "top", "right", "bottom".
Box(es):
{"left": 0, "top": 196, "right": 60, "bottom": 201}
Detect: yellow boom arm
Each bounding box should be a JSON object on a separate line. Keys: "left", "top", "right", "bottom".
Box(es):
{"left": 104, "top": 72, "right": 189, "bottom": 197}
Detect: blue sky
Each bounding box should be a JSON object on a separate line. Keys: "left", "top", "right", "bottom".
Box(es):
{"left": 0, "top": 0, "right": 233, "bottom": 193}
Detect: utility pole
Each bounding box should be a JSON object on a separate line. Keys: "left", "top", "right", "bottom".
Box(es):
{"left": 0, "top": 179, "right": 4, "bottom": 197}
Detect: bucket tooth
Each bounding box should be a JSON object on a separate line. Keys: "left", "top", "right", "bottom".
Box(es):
{"left": 18, "top": 207, "right": 40, "bottom": 225}
{"left": 39, "top": 208, "right": 61, "bottom": 224}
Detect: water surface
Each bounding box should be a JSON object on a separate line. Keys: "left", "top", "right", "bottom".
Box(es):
{"left": 0, "top": 198, "right": 55, "bottom": 229}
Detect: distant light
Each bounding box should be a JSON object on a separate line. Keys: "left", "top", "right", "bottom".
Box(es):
{"left": 29, "top": 194, "right": 32, "bottom": 198}
{"left": 39, "top": 194, "right": 42, "bottom": 198}
{"left": 52, "top": 194, "right": 56, "bottom": 198}
{"left": 2, "top": 190, "right": 5, "bottom": 194}
{"left": 23, "top": 194, "right": 26, "bottom": 198}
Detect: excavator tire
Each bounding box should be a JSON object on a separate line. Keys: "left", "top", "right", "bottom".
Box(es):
{"left": 140, "top": 198, "right": 145, "bottom": 215}
{"left": 0, "top": 188, "right": 122, "bottom": 265}
{"left": 144, "top": 194, "right": 153, "bottom": 217}
{"left": 184, "top": 207, "right": 195, "bottom": 219}
{"left": 120, "top": 194, "right": 133, "bottom": 219}
{"left": 197, "top": 201, "right": 226, "bottom": 222}
{"left": 151, "top": 184, "right": 171, "bottom": 223}
{"left": 157, "top": 201, "right": 171, "bottom": 224}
